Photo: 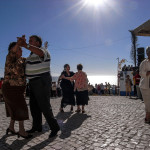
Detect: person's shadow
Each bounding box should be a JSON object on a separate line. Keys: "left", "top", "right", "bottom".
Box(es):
{"left": 0, "top": 133, "right": 36, "bottom": 150}
{"left": 56, "top": 112, "right": 91, "bottom": 139}
{"left": 0, "top": 131, "right": 56, "bottom": 150}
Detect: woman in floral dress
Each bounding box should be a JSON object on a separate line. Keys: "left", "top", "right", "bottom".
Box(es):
{"left": 2, "top": 41, "right": 32, "bottom": 139}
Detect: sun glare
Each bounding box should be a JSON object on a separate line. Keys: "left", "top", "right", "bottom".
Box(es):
{"left": 83, "top": 0, "right": 106, "bottom": 8}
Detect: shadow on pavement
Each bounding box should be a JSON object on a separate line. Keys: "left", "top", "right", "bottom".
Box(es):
{"left": 56, "top": 112, "right": 91, "bottom": 139}
{"left": 0, "top": 132, "right": 43, "bottom": 150}
{"left": 28, "top": 136, "right": 57, "bottom": 150}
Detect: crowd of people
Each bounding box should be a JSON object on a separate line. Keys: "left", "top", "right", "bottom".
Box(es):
{"left": 123, "top": 67, "right": 142, "bottom": 99}
{"left": 88, "top": 82, "right": 118, "bottom": 96}
{"left": 47, "top": 82, "right": 118, "bottom": 98}
{"left": 122, "top": 64, "right": 134, "bottom": 71}
{"left": 1, "top": 34, "right": 150, "bottom": 140}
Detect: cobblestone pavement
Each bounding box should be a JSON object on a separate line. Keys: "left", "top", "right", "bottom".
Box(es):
{"left": 0, "top": 96, "right": 150, "bottom": 150}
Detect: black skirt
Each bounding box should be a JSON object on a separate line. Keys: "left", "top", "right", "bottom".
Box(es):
{"left": 76, "top": 90, "right": 88, "bottom": 105}
{"left": 61, "top": 86, "right": 75, "bottom": 107}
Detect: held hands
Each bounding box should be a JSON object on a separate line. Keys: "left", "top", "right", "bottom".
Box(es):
{"left": 17, "top": 35, "right": 27, "bottom": 47}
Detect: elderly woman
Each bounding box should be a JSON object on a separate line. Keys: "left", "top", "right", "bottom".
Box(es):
{"left": 2, "top": 41, "right": 32, "bottom": 139}
{"left": 139, "top": 46, "right": 150, "bottom": 124}
{"left": 58, "top": 64, "right": 75, "bottom": 112}
{"left": 62, "top": 64, "right": 88, "bottom": 113}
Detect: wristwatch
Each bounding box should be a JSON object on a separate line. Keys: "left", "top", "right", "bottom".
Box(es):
{"left": 27, "top": 44, "right": 30, "bottom": 49}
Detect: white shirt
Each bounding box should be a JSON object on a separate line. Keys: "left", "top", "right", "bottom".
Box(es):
{"left": 139, "top": 58, "right": 150, "bottom": 89}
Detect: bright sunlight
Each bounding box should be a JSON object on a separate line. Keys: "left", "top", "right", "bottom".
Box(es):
{"left": 83, "top": 0, "right": 106, "bottom": 8}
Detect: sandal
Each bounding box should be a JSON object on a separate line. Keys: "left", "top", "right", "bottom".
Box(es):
{"left": 82, "top": 110, "right": 85, "bottom": 114}
{"left": 75, "top": 109, "right": 81, "bottom": 113}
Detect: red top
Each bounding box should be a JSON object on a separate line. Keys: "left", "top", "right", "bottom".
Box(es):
{"left": 0, "top": 80, "right": 3, "bottom": 89}
{"left": 134, "top": 74, "right": 141, "bottom": 85}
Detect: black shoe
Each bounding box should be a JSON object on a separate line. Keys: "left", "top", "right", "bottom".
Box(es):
{"left": 59, "top": 108, "right": 64, "bottom": 112}
{"left": 49, "top": 127, "right": 60, "bottom": 138}
{"left": 70, "top": 107, "right": 73, "bottom": 112}
{"left": 82, "top": 110, "right": 85, "bottom": 114}
{"left": 17, "top": 133, "right": 33, "bottom": 139}
{"left": 145, "top": 118, "right": 150, "bottom": 124}
{"left": 6, "top": 128, "right": 17, "bottom": 135}
{"left": 75, "top": 109, "right": 81, "bottom": 113}
{"left": 26, "top": 128, "right": 42, "bottom": 133}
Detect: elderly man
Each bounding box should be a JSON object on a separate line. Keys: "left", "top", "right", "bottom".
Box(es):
{"left": 19, "top": 35, "right": 60, "bottom": 138}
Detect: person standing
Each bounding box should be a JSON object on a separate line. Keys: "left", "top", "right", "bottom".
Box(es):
{"left": 2, "top": 42, "right": 32, "bottom": 139}
{"left": 52, "top": 82, "right": 57, "bottom": 97}
{"left": 62, "top": 64, "right": 88, "bottom": 113}
{"left": 125, "top": 75, "right": 132, "bottom": 97}
{"left": 139, "top": 47, "right": 150, "bottom": 123}
{"left": 134, "top": 70, "right": 142, "bottom": 100}
{"left": 100, "top": 83, "right": 104, "bottom": 95}
{"left": 56, "top": 81, "right": 61, "bottom": 97}
{"left": 58, "top": 64, "right": 75, "bottom": 112}
{"left": 19, "top": 35, "right": 60, "bottom": 138}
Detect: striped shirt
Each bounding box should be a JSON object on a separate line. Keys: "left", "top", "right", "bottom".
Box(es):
{"left": 25, "top": 47, "right": 50, "bottom": 79}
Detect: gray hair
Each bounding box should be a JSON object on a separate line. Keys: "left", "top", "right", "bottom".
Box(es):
{"left": 146, "top": 46, "right": 150, "bottom": 56}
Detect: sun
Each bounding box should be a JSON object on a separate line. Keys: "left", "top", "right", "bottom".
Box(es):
{"left": 83, "top": 0, "right": 106, "bottom": 8}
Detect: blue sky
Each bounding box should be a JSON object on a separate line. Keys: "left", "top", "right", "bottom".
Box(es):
{"left": 0, "top": 0, "right": 150, "bottom": 79}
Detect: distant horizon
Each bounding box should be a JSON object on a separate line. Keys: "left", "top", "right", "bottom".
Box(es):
{"left": 52, "top": 75, "right": 117, "bottom": 85}
{"left": 0, "top": 74, "right": 117, "bottom": 86}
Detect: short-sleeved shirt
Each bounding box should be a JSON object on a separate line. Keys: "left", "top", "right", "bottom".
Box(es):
{"left": 3, "top": 51, "right": 26, "bottom": 86}
{"left": 71, "top": 71, "right": 88, "bottom": 91}
{"left": 60, "top": 71, "right": 74, "bottom": 90}
{"left": 25, "top": 47, "right": 50, "bottom": 79}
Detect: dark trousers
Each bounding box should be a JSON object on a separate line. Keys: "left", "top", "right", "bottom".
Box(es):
{"left": 29, "top": 75, "right": 59, "bottom": 131}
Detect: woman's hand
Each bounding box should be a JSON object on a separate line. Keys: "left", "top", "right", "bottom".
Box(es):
{"left": 61, "top": 75, "right": 65, "bottom": 79}
{"left": 17, "top": 35, "right": 27, "bottom": 47}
